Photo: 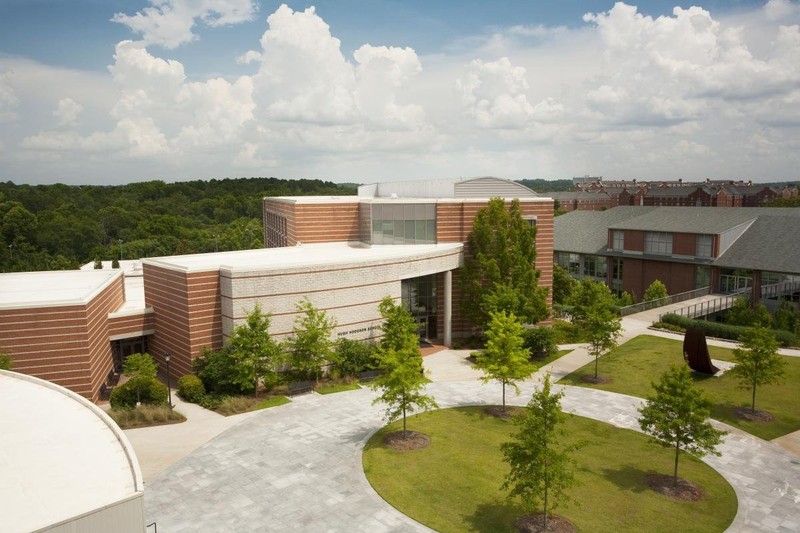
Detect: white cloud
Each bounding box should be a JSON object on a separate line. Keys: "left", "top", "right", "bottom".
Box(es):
{"left": 764, "top": 0, "right": 800, "bottom": 21}
{"left": 112, "top": 0, "right": 258, "bottom": 49}
{"left": 236, "top": 50, "right": 261, "bottom": 64}
{"left": 0, "top": 70, "right": 19, "bottom": 123}
{"left": 53, "top": 97, "right": 83, "bottom": 127}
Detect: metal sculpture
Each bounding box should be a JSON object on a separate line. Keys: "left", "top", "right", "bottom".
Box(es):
{"left": 683, "top": 328, "right": 720, "bottom": 375}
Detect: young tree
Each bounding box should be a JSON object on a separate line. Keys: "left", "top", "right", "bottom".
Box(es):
{"left": 730, "top": 327, "right": 787, "bottom": 413}
{"left": 570, "top": 279, "right": 622, "bottom": 380}
{"left": 371, "top": 297, "right": 437, "bottom": 438}
{"left": 643, "top": 279, "right": 668, "bottom": 303}
{"left": 638, "top": 366, "right": 726, "bottom": 485}
{"left": 286, "top": 298, "right": 337, "bottom": 382}
{"left": 773, "top": 300, "right": 799, "bottom": 334}
{"left": 225, "top": 305, "right": 282, "bottom": 395}
{"left": 93, "top": 257, "right": 103, "bottom": 269}
{"left": 501, "top": 374, "right": 580, "bottom": 530}
{"left": 461, "top": 197, "right": 549, "bottom": 331}
{"left": 474, "top": 310, "right": 535, "bottom": 410}
{"left": 122, "top": 352, "right": 158, "bottom": 405}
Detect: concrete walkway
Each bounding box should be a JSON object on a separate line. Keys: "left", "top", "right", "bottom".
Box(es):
{"left": 133, "top": 298, "right": 800, "bottom": 531}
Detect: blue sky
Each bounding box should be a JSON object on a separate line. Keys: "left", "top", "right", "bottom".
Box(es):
{"left": 0, "top": 1, "right": 798, "bottom": 185}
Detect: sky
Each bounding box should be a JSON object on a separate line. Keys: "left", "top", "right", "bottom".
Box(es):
{"left": 0, "top": 1, "right": 798, "bottom": 186}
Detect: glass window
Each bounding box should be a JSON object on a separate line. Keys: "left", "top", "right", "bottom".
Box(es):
{"left": 367, "top": 203, "right": 437, "bottom": 245}
{"left": 612, "top": 230, "right": 624, "bottom": 250}
{"left": 695, "top": 266, "right": 710, "bottom": 289}
{"left": 696, "top": 234, "right": 712, "bottom": 258}
{"left": 644, "top": 232, "right": 672, "bottom": 255}
{"left": 568, "top": 253, "right": 581, "bottom": 275}
{"left": 612, "top": 258, "right": 623, "bottom": 280}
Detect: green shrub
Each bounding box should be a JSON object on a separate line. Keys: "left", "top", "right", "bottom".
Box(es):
{"left": 523, "top": 326, "right": 557, "bottom": 358}
{"left": 333, "top": 338, "right": 378, "bottom": 376}
{"left": 199, "top": 394, "right": 225, "bottom": 410}
{"left": 643, "top": 279, "right": 668, "bottom": 302}
{"left": 726, "top": 297, "right": 772, "bottom": 328}
{"left": 193, "top": 346, "right": 246, "bottom": 396}
{"left": 177, "top": 374, "right": 206, "bottom": 403}
{"left": 107, "top": 405, "right": 185, "bottom": 429}
{"left": 0, "top": 351, "right": 13, "bottom": 370}
{"left": 110, "top": 377, "right": 168, "bottom": 409}
{"left": 660, "top": 313, "right": 799, "bottom": 347}
{"left": 652, "top": 321, "right": 685, "bottom": 333}
{"left": 551, "top": 319, "right": 590, "bottom": 344}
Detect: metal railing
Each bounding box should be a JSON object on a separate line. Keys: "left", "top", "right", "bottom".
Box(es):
{"left": 657, "top": 281, "right": 800, "bottom": 321}
{"left": 619, "top": 286, "right": 711, "bottom": 317}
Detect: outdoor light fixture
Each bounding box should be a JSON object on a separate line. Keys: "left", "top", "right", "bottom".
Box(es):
{"left": 164, "top": 352, "right": 173, "bottom": 409}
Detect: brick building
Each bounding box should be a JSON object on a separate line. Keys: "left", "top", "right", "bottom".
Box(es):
{"left": 0, "top": 177, "right": 554, "bottom": 401}
{"left": 554, "top": 206, "right": 800, "bottom": 302}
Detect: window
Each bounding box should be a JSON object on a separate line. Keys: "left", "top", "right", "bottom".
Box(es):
{"left": 612, "top": 258, "right": 623, "bottom": 281}
{"left": 696, "top": 234, "right": 712, "bottom": 258}
{"left": 695, "top": 266, "right": 710, "bottom": 289}
{"left": 644, "top": 232, "right": 672, "bottom": 255}
{"left": 567, "top": 253, "right": 581, "bottom": 275}
{"left": 583, "top": 255, "right": 607, "bottom": 279}
{"left": 612, "top": 230, "right": 624, "bottom": 250}
{"left": 364, "top": 203, "right": 436, "bottom": 245}
{"left": 524, "top": 217, "right": 537, "bottom": 228}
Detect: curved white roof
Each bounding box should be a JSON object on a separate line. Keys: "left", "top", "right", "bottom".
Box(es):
{"left": 0, "top": 370, "right": 143, "bottom": 532}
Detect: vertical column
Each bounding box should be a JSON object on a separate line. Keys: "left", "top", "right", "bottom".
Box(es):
{"left": 444, "top": 270, "right": 452, "bottom": 347}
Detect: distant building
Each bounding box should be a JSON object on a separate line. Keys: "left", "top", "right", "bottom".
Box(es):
{"left": 554, "top": 206, "right": 800, "bottom": 303}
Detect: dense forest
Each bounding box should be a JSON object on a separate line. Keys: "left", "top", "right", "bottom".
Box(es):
{"left": 0, "top": 178, "right": 355, "bottom": 273}
{"left": 517, "top": 178, "right": 574, "bottom": 192}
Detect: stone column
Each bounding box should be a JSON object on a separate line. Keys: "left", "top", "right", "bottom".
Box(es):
{"left": 444, "top": 270, "right": 452, "bottom": 347}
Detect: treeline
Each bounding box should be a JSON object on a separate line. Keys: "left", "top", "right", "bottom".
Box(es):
{"left": 0, "top": 177, "right": 356, "bottom": 273}
{"left": 517, "top": 178, "right": 574, "bottom": 193}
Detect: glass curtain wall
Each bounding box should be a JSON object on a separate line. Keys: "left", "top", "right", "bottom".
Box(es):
{"left": 360, "top": 203, "right": 436, "bottom": 245}
{"left": 401, "top": 274, "right": 438, "bottom": 340}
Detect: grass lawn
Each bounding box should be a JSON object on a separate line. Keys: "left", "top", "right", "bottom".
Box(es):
{"left": 532, "top": 348, "right": 572, "bottom": 369}
{"left": 363, "top": 407, "right": 736, "bottom": 533}
{"left": 316, "top": 382, "right": 361, "bottom": 395}
{"left": 559, "top": 335, "right": 800, "bottom": 440}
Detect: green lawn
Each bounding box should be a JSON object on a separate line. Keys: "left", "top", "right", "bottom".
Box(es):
{"left": 532, "top": 348, "right": 572, "bottom": 368}
{"left": 363, "top": 407, "right": 736, "bottom": 533}
{"left": 315, "top": 382, "right": 361, "bottom": 395}
{"left": 559, "top": 335, "right": 800, "bottom": 440}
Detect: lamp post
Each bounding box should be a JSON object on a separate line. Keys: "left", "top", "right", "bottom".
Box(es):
{"left": 164, "top": 352, "right": 173, "bottom": 409}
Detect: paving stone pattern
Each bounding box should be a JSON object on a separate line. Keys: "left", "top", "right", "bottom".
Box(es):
{"left": 144, "top": 376, "right": 800, "bottom": 532}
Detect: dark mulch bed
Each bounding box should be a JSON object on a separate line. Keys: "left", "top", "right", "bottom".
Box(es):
{"left": 516, "top": 514, "right": 576, "bottom": 533}
{"left": 485, "top": 406, "right": 524, "bottom": 420}
{"left": 733, "top": 407, "right": 774, "bottom": 423}
{"left": 581, "top": 375, "right": 612, "bottom": 384}
{"left": 384, "top": 430, "right": 431, "bottom": 451}
{"left": 645, "top": 473, "right": 704, "bottom": 501}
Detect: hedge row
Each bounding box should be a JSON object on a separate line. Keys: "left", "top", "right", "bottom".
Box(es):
{"left": 659, "top": 313, "right": 799, "bottom": 347}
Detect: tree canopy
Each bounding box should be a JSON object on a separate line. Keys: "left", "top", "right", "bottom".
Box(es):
{"left": 501, "top": 374, "right": 580, "bottom": 529}
{"left": 286, "top": 299, "right": 337, "bottom": 382}
{"left": 0, "top": 177, "right": 354, "bottom": 273}
{"left": 638, "top": 365, "right": 726, "bottom": 485}
{"left": 371, "top": 297, "right": 437, "bottom": 438}
{"left": 461, "top": 197, "right": 548, "bottom": 331}
{"left": 730, "top": 327, "right": 787, "bottom": 413}
{"left": 474, "top": 310, "right": 535, "bottom": 408}
{"left": 569, "top": 278, "right": 621, "bottom": 379}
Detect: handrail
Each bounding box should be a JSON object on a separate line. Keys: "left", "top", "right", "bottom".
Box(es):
{"left": 657, "top": 281, "right": 800, "bottom": 322}
{"left": 619, "top": 286, "right": 711, "bottom": 317}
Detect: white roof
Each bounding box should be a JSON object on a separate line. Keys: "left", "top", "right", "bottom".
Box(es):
{"left": 0, "top": 269, "right": 121, "bottom": 310}
{"left": 0, "top": 371, "right": 143, "bottom": 532}
{"left": 143, "top": 241, "right": 463, "bottom": 273}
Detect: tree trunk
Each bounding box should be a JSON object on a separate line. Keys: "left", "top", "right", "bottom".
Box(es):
{"left": 502, "top": 380, "right": 506, "bottom": 408}
{"left": 594, "top": 351, "right": 599, "bottom": 380}
{"left": 543, "top": 459, "right": 549, "bottom": 530}
{"left": 673, "top": 442, "right": 680, "bottom": 485}
{"left": 403, "top": 398, "right": 407, "bottom": 439}
{"left": 751, "top": 384, "right": 757, "bottom": 413}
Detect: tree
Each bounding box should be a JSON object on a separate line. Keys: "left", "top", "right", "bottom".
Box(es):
{"left": 286, "top": 298, "right": 337, "bottom": 382}
{"left": 638, "top": 365, "right": 726, "bottom": 485}
{"left": 93, "top": 257, "right": 102, "bottom": 269}
{"left": 122, "top": 352, "right": 158, "bottom": 405}
{"left": 461, "top": 197, "right": 548, "bottom": 331}
{"left": 501, "top": 374, "right": 580, "bottom": 530}
{"left": 224, "top": 304, "right": 282, "bottom": 395}
{"left": 643, "top": 279, "right": 668, "bottom": 303}
{"left": 570, "top": 279, "right": 621, "bottom": 380}
{"left": 552, "top": 264, "right": 577, "bottom": 306}
{"left": 474, "top": 310, "right": 535, "bottom": 409}
{"left": 730, "top": 327, "right": 787, "bottom": 413}
{"left": 371, "top": 297, "right": 437, "bottom": 438}
{"left": 726, "top": 297, "right": 771, "bottom": 328}
{"left": 773, "top": 300, "right": 799, "bottom": 334}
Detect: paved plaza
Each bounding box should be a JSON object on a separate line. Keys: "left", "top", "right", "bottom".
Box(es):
{"left": 136, "top": 299, "right": 800, "bottom": 532}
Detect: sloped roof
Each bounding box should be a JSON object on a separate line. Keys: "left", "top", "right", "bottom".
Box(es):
{"left": 554, "top": 206, "right": 800, "bottom": 274}
{"left": 644, "top": 186, "right": 700, "bottom": 198}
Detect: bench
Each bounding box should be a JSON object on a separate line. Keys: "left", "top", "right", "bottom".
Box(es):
{"left": 287, "top": 380, "right": 315, "bottom": 396}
